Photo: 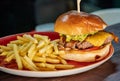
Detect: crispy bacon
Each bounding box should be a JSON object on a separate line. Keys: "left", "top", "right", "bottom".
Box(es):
{"left": 111, "top": 32, "right": 119, "bottom": 43}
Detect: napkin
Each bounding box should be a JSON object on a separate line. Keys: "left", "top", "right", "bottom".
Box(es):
{"left": 104, "top": 23, "right": 120, "bottom": 81}
{"left": 104, "top": 50, "right": 120, "bottom": 81}
{"left": 105, "top": 23, "right": 120, "bottom": 52}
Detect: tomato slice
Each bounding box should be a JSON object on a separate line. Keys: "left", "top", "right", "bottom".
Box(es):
{"left": 83, "top": 46, "right": 100, "bottom": 51}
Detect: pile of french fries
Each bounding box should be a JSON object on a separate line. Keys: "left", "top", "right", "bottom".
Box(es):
{"left": 0, "top": 34, "right": 74, "bottom": 71}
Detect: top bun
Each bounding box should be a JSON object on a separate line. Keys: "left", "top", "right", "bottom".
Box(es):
{"left": 54, "top": 10, "right": 107, "bottom": 35}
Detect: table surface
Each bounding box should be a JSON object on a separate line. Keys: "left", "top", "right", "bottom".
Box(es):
{"left": 0, "top": 23, "right": 120, "bottom": 81}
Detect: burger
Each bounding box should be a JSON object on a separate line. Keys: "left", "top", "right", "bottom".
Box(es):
{"left": 54, "top": 10, "right": 118, "bottom": 62}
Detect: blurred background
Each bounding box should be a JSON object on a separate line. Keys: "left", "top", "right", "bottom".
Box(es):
{"left": 0, "top": 0, "right": 120, "bottom": 37}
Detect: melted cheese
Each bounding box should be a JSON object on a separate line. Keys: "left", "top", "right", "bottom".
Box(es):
{"left": 86, "top": 31, "right": 112, "bottom": 46}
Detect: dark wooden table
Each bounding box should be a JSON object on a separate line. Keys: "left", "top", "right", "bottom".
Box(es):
{"left": 0, "top": 60, "right": 116, "bottom": 81}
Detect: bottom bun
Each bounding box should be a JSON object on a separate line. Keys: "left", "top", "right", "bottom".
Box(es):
{"left": 60, "top": 43, "right": 113, "bottom": 62}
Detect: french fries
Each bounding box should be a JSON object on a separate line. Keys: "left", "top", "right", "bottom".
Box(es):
{"left": 0, "top": 34, "right": 75, "bottom": 71}
{"left": 13, "top": 44, "right": 23, "bottom": 70}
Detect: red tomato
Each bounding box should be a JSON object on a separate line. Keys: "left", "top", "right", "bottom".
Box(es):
{"left": 83, "top": 46, "right": 100, "bottom": 51}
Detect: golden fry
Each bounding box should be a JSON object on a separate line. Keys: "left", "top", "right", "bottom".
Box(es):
{"left": 45, "top": 44, "right": 53, "bottom": 53}
{"left": 55, "top": 64, "right": 74, "bottom": 70}
{"left": 46, "top": 48, "right": 53, "bottom": 54}
{"left": 23, "top": 34, "right": 38, "bottom": 44}
{"left": 0, "top": 45, "right": 12, "bottom": 51}
{"left": 34, "top": 34, "right": 49, "bottom": 44}
{"left": 57, "top": 57, "right": 67, "bottom": 65}
{"left": 19, "top": 42, "right": 32, "bottom": 56}
{"left": 7, "top": 44, "right": 14, "bottom": 49}
{"left": 35, "top": 52, "right": 42, "bottom": 57}
{"left": 39, "top": 44, "right": 53, "bottom": 54}
{"left": 33, "top": 56, "right": 46, "bottom": 63}
{"left": 17, "top": 36, "right": 29, "bottom": 42}
{"left": 10, "top": 40, "right": 24, "bottom": 44}
{"left": 48, "top": 54, "right": 57, "bottom": 59}
{"left": 4, "top": 54, "right": 14, "bottom": 62}
{"left": 46, "top": 57, "right": 60, "bottom": 64}
{"left": 28, "top": 44, "right": 36, "bottom": 60}
{"left": 37, "top": 40, "right": 45, "bottom": 48}
{"left": 19, "top": 43, "right": 27, "bottom": 51}
{"left": 0, "top": 49, "right": 3, "bottom": 53}
{"left": 35, "top": 63, "right": 46, "bottom": 68}
{"left": 6, "top": 51, "right": 14, "bottom": 57}
{"left": 45, "top": 63, "right": 55, "bottom": 69}
{"left": 13, "top": 44, "right": 23, "bottom": 70}
{"left": 23, "top": 55, "right": 39, "bottom": 70}
{"left": 35, "top": 63, "right": 55, "bottom": 70}
{"left": 0, "top": 51, "right": 8, "bottom": 56}
{"left": 36, "top": 65, "right": 56, "bottom": 71}
{"left": 21, "top": 57, "right": 38, "bottom": 71}
{"left": 39, "top": 46, "right": 47, "bottom": 54}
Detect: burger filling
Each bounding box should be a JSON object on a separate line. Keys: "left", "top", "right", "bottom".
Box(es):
{"left": 58, "top": 31, "right": 117, "bottom": 50}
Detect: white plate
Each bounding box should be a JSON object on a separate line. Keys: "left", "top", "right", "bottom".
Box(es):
{"left": 0, "top": 48, "right": 114, "bottom": 78}
{"left": 91, "top": 8, "right": 120, "bottom": 25}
